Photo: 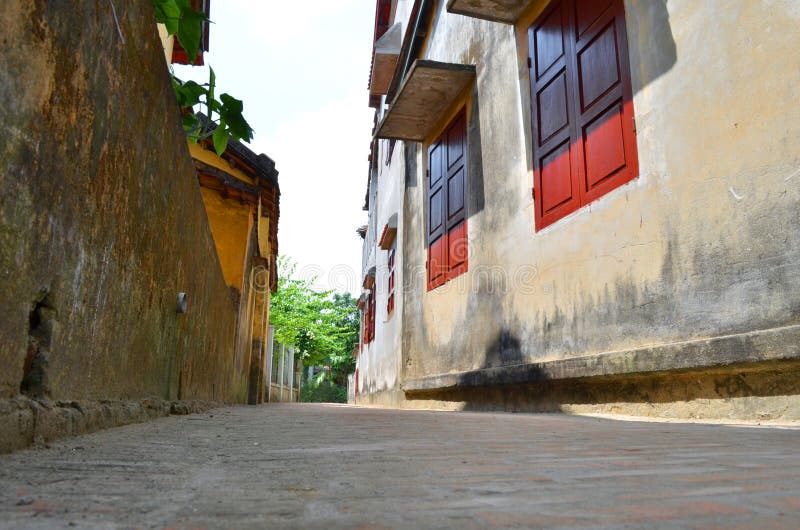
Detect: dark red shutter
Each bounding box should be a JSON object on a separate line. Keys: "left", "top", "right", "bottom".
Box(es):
{"left": 446, "top": 112, "right": 467, "bottom": 278}
{"left": 387, "top": 249, "right": 395, "bottom": 314}
{"left": 529, "top": 0, "right": 580, "bottom": 229}
{"left": 368, "top": 292, "right": 376, "bottom": 342}
{"left": 428, "top": 136, "right": 447, "bottom": 289}
{"left": 572, "top": 0, "right": 638, "bottom": 204}
{"left": 428, "top": 109, "right": 468, "bottom": 289}
{"left": 529, "top": 0, "right": 638, "bottom": 230}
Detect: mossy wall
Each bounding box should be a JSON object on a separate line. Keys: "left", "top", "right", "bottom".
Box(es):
{"left": 0, "top": 1, "right": 247, "bottom": 403}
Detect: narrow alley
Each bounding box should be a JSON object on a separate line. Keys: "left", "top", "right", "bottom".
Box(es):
{"left": 1, "top": 405, "right": 798, "bottom": 529}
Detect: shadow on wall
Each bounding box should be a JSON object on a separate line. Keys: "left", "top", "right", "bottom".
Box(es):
{"left": 626, "top": 0, "right": 677, "bottom": 95}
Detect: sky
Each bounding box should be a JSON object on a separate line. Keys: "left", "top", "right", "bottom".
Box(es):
{"left": 174, "top": 0, "right": 376, "bottom": 295}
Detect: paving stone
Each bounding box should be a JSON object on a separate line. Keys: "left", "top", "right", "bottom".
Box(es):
{"left": 0, "top": 404, "right": 798, "bottom": 529}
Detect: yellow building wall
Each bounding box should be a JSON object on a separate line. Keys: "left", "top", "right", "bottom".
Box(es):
{"left": 199, "top": 188, "right": 253, "bottom": 293}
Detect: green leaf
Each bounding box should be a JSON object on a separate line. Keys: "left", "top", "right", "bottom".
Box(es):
{"left": 174, "top": 80, "right": 206, "bottom": 107}
{"left": 219, "top": 93, "right": 254, "bottom": 142}
{"left": 152, "top": 0, "right": 181, "bottom": 34}
{"left": 212, "top": 120, "right": 229, "bottom": 155}
{"left": 207, "top": 67, "right": 216, "bottom": 121}
{"left": 175, "top": 0, "right": 208, "bottom": 63}
{"left": 182, "top": 114, "right": 201, "bottom": 142}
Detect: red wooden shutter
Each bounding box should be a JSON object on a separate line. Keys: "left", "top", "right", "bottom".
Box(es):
{"left": 428, "top": 137, "right": 447, "bottom": 290}
{"left": 529, "top": 0, "right": 580, "bottom": 229}
{"left": 446, "top": 112, "right": 468, "bottom": 278}
{"left": 427, "top": 109, "right": 468, "bottom": 289}
{"left": 387, "top": 249, "right": 395, "bottom": 314}
{"left": 529, "top": 0, "right": 638, "bottom": 230}
{"left": 572, "top": 0, "right": 638, "bottom": 203}
{"left": 368, "top": 292, "right": 376, "bottom": 342}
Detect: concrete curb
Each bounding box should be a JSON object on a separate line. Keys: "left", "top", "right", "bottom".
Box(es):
{"left": 0, "top": 397, "right": 225, "bottom": 455}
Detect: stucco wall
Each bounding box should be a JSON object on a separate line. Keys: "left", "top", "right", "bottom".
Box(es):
{"left": 0, "top": 1, "right": 246, "bottom": 402}
{"left": 395, "top": 1, "right": 799, "bottom": 386}
{"left": 357, "top": 136, "right": 406, "bottom": 397}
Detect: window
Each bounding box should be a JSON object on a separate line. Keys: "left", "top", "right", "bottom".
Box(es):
{"left": 528, "top": 0, "right": 638, "bottom": 230}
{"left": 427, "top": 109, "right": 468, "bottom": 290}
{"left": 387, "top": 248, "right": 396, "bottom": 315}
{"left": 363, "top": 291, "right": 376, "bottom": 344}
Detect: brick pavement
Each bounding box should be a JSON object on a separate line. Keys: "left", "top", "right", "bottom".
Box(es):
{"left": 0, "top": 404, "right": 798, "bottom": 529}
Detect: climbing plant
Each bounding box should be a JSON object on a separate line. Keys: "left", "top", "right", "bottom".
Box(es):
{"left": 151, "top": 0, "right": 254, "bottom": 155}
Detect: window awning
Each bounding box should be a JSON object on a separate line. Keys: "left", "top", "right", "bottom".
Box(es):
{"left": 378, "top": 214, "right": 398, "bottom": 250}
{"left": 362, "top": 266, "right": 376, "bottom": 289}
{"left": 446, "top": 0, "right": 531, "bottom": 24}
{"left": 370, "top": 23, "right": 402, "bottom": 97}
{"left": 376, "top": 60, "right": 476, "bottom": 142}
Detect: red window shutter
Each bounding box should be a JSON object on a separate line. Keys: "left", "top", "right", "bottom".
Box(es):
{"left": 361, "top": 312, "right": 366, "bottom": 347}
{"left": 446, "top": 112, "right": 467, "bottom": 231}
{"left": 428, "top": 136, "right": 447, "bottom": 290}
{"left": 369, "top": 292, "right": 376, "bottom": 343}
{"left": 387, "top": 249, "right": 395, "bottom": 315}
{"left": 447, "top": 221, "right": 468, "bottom": 279}
{"left": 573, "top": 0, "right": 638, "bottom": 204}
{"left": 446, "top": 112, "right": 468, "bottom": 278}
{"left": 428, "top": 139, "right": 446, "bottom": 245}
{"left": 529, "top": 0, "right": 580, "bottom": 229}
{"left": 427, "top": 109, "right": 469, "bottom": 289}
{"left": 529, "top": 0, "right": 638, "bottom": 230}
{"left": 428, "top": 236, "right": 447, "bottom": 290}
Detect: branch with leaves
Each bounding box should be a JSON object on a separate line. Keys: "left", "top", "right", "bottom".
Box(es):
{"left": 152, "top": 0, "right": 254, "bottom": 155}
{"left": 270, "top": 257, "right": 359, "bottom": 388}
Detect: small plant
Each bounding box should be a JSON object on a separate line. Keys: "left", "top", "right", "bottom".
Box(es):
{"left": 151, "top": 0, "right": 254, "bottom": 155}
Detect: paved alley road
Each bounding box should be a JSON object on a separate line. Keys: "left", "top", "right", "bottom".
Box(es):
{"left": 1, "top": 404, "right": 799, "bottom": 529}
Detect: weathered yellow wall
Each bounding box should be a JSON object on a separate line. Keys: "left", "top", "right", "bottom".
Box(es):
{"left": 199, "top": 188, "right": 253, "bottom": 293}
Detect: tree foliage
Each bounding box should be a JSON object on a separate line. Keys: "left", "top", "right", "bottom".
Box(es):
{"left": 270, "top": 257, "right": 358, "bottom": 389}
{"left": 151, "top": 0, "right": 254, "bottom": 155}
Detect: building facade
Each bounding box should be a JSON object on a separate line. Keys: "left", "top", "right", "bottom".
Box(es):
{"left": 353, "top": 0, "right": 800, "bottom": 420}
{"left": 188, "top": 137, "right": 281, "bottom": 404}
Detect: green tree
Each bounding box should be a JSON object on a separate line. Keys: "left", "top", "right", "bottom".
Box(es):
{"left": 270, "top": 257, "right": 358, "bottom": 402}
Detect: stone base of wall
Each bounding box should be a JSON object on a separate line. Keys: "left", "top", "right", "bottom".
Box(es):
{"left": 0, "top": 397, "right": 225, "bottom": 455}
{"left": 352, "top": 388, "right": 407, "bottom": 409}
{"left": 401, "top": 362, "right": 800, "bottom": 422}
{"left": 355, "top": 361, "right": 800, "bottom": 423}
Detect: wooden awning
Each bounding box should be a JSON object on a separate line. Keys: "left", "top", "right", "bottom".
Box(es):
{"left": 446, "top": 0, "right": 531, "bottom": 23}
{"left": 376, "top": 60, "right": 475, "bottom": 141}
{"left": 362, "top": 267, "right": 377, "bottom": 289}
{"left": 378, "top": 214, "right": 398, "bottom": 250}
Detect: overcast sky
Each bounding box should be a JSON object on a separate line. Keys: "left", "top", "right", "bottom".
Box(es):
{"left": 174, "top": 0, "right": 376, "bottom": 295}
